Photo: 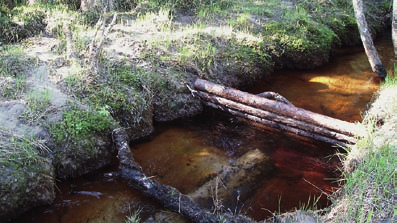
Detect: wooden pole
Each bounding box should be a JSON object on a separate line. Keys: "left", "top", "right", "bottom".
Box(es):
{"left": 353, "top": 0, "right": 387, "bottom": 78}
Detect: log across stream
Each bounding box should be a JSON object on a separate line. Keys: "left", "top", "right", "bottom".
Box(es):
{"left": 11, "top": 33, "right": 393, "bottom": 223}
{"left": 193, "top": 78, "right": 360, "bottom": 146}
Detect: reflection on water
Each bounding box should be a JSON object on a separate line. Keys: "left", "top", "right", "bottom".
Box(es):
{"left": 249, "top": 33, "right": 393, "bottom": 122}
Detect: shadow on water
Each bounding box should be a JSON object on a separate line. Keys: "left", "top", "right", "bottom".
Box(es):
{"left": 11, "top": 34, "right": 393, "bottom": 222}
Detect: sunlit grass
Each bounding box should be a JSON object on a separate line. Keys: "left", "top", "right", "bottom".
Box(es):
{"left": 329, "top": 74, "right": 397, "bottom": 222}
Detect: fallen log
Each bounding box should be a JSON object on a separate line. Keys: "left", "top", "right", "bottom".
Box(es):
{"left": 201, "top": 100, "right": 353, "bottom": 147}
{"left": 113, "top": 128, "right": 256, "bottom": 223}
{"left": 193, "top": 79, "right": 361, "bottom": 145}
{"left": 197, "top": 92, "right": 356, "bottom": 145}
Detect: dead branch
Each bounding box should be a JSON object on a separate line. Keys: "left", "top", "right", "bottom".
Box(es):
{"left": 112, "top": 128, "right": 255, "bottom": 223}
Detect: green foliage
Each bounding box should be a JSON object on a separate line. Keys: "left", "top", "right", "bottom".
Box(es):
{"left": 0, "top": 5, "right": 46, "bottom": 43}
{"left": 136, "top": 0, "right": 233, "bottom": 14}
{"left": 114, "top": 0, "right": 136, "bottom": 12}
{"left": 50, "top": 106, "right": 114, "bottom": 143}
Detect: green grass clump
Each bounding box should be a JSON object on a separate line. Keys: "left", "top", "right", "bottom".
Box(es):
{"left": 0, "top": 45, "right": 30, "bottom": 99}
{"left": 125, "top": 208, "right": 142, "bottom": 223}
{"left": 340, "top": 145, "right": 395, "bottom": 222}
{"left": 50, "top": 105, "right": 114, "bottom": 143}
{"left": 136, "top": 0, "right": 233, "bottom": 15}
{"left": 0, "top": 128, "right": 52, "bottom": 211}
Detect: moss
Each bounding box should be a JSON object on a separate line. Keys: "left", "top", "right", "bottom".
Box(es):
{"left": 50, "top": 106, "right": 114, "bottom": 143}
{"left": 264, "top": 18, "right": 339, "bottom": 68}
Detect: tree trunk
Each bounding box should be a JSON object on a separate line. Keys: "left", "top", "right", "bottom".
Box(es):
{"left": 353, "top": 0, "right": 387, "bottom": 78}
{"left": 113, "top": 128, "right": 256, "bottom": 223}
{"left": 193, "top": 79, "right": 361, "bottom": 146}
{"left": 393, "top": 0, "right": 397, "bottom": 58}
{"left": 80, "top": 0, "right": 115, "bottom": 12}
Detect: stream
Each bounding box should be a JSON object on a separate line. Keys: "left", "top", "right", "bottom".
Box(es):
{"left": 11, "top": 33, "right": 394, "bottom": 222}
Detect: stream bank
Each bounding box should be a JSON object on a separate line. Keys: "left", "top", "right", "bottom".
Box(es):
{"left": 0, "top": 0, "right": 393, "bottom": 222}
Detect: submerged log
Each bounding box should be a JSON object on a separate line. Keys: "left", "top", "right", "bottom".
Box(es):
{"left": 193, "top": 79, "right": 360, "bottom": 145}
{"left": 113, "top": 128, "right": 256, "bottom": 223}
{"left": 189, "top": 149, "right": 274, "bottom": 212}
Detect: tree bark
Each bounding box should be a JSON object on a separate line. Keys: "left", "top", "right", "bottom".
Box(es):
{"left": 112, "top": 128, "right": 256, "bottom": 223}
{"left": 80, "top": 0, "right": 115, "bottom": 12}
{"left": 393, "top": 0, "right": 397, "bottom": 58}
{"left": 353, "top": 0, "right": 387, "bottom": 78}
{"left": 194, "top": 79, "right": 360, "bottom": 140}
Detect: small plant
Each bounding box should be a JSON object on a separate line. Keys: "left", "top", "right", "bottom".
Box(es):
{"left": 125, "top": 208, "right": 142, "bottom": 223}
{"left": 50, "top": 105, "right": 114, "bottom": 143}
{"left": 21, "top": 89, "right": 52, "bottom": 123}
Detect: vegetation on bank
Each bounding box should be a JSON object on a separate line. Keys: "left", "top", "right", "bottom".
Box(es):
{"left": 326, "top": 75, "right": 397, "bottom": 222}
{"left": 0, "top": 0, "right": 394, "bottom": 222}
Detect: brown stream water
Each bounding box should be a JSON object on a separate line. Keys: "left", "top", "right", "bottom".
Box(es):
{"left": 11, "top": 34, "right": 393, "bottom": 223}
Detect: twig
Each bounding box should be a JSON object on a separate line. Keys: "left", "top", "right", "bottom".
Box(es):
{"left": 63, "top": 22, "right": 74, "bottom": 59}
{"left": 186, "top": 84, "right": 198, "bottom": 97}
{"left": 303, "top": 178, "right": 331, "bottom": 199}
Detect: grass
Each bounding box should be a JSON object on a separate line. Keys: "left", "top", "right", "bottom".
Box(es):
{"left": 326, "top": 75, "right": 397, "bottom": 222}
{"left": 49, "top": 105, "right": 114, "bottom": 143}
{"left": 0, "top": 45, "right": 30, "bottom": 99}
{"left": 125, "top": 208, "right": 142, "bottom": 223}
{"left": 342, "top": 145, "right": 395, "bottom": 222}
{"left": 0, "top": 128, "right": 52, "bottom": 210}
{"left": 21, "top": 89, "right": 52, "bottom": 123}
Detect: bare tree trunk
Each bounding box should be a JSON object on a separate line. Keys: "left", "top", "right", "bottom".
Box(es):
{"left": 80, "top": 0, "right": 115, "bottom": 12}
{"left": 353, "top": 0, "right": 387, "bottom": 78}
{"left": 80, "top": 0, "right": 96, "bottom": 11}
{"left": 393, "top": 0, "right": 397, "bottom": 58}
{"left": 27, "top": 0, "right": 37, "bottom": 5}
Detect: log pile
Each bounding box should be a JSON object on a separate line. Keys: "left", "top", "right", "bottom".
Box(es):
{"left": 193, "top": 78, "right": 361, "bottom": 147}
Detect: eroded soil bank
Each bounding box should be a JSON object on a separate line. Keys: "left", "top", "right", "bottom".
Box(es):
{"left": 0, "top": 0, "right": 393, "bottom": 222}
